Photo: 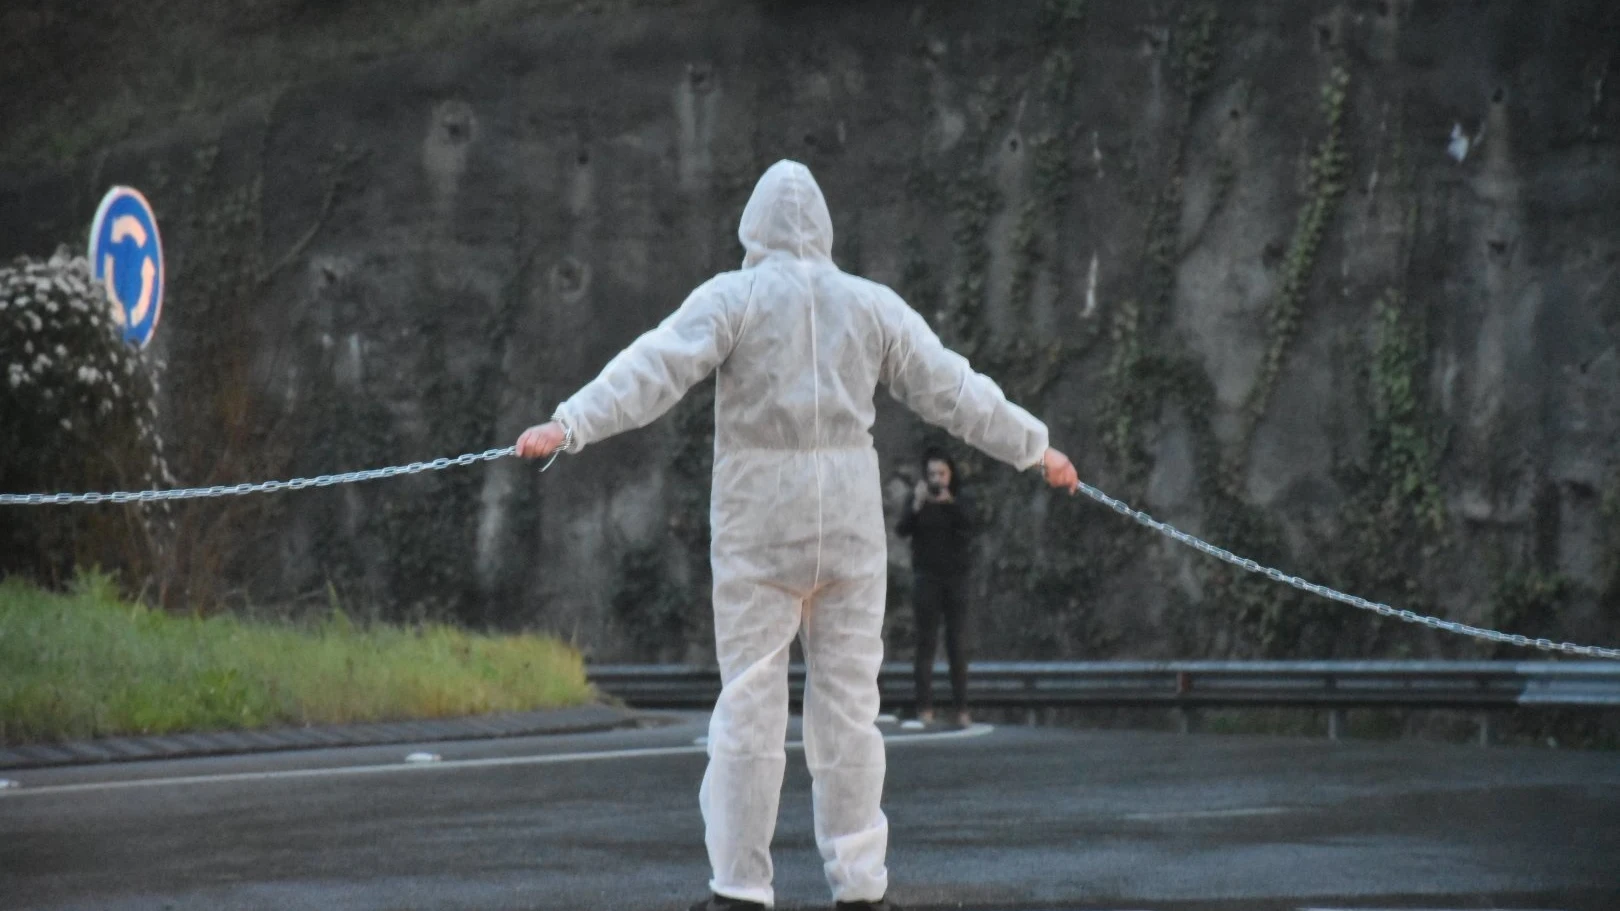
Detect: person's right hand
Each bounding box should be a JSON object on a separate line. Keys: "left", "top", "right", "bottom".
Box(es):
{"left": 913, "top": 479, "right": 929, "bottom": 510}
{"left": 515, "top": 421, "right": 568, "bottom": 459}
{"left": 1042, "top": 447, "right": 1079, "bottom": 494}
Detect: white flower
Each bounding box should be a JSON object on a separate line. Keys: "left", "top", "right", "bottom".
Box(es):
{"left": 44, "top": 300, "right": 59, "bottom": 313}
{"left": 59, "top": 417, "right": 71, "bottom": 430}
{"left": 54, "top": 344, "right": 66, "bottom": 357}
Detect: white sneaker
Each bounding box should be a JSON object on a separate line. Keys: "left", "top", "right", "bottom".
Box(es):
{"left": 899, "top": 719, "right": 926, "bottom": 731}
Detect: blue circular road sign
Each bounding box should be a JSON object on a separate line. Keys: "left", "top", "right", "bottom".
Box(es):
{"left": 88, "top": 186, "right": 165, "bottom": 348}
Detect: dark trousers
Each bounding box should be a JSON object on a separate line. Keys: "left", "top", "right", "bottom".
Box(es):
{"left": 912, "top": 573, "right": 969, "bottom": 714}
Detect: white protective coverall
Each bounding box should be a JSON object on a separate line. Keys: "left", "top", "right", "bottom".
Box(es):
{"left": 552, "top": 160, "right": 1049, "bottom": 906}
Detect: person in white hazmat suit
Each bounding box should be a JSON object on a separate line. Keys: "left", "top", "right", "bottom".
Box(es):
{"left": 516, "top": 160, "right": 1080, "bottom": 911}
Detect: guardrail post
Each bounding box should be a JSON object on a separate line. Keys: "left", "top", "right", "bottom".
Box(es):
{"left": 1175, "top": 670, "right": 1197, "bottom": 734}
{"left": 1475, "top": 712, "right": 1492, "bottom": 747}
{"left": 1328, "top": 709, "right": 1346, "bottom": 741}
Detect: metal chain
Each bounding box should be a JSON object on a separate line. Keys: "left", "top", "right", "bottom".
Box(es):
{"left": 2, "top": 443, "right": 1615, "bottom": 659}
{"left": 0, "top": 446, "right": 521, "bottom": 506}
{"left": 1074, "top": 481, "right": 1620, "bottom": 660}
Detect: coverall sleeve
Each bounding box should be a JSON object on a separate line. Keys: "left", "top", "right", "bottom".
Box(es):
{"left": 553, "top": 278, "right": 741, "bottom": 452}
{"left": 880, "top": 296, "right": 1050, "bottom": 471}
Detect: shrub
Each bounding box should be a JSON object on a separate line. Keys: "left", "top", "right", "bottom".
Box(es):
{"left": 0, "top": 247, "right": 171, "bottom": 587}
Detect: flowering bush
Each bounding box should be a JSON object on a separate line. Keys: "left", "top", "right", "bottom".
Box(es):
{"left": 0, "top": 246, "right": 171, "bottom": 585}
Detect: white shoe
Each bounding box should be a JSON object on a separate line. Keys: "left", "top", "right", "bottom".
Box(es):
{"left": 899, "top": 719, "right": 925, "bottom": 731}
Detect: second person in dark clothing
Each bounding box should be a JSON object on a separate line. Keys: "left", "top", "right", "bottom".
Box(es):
{"left": 896, "top": 449, "right": 974, "bottom": 728}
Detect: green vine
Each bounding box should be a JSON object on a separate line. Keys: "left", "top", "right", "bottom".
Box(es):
{"left": 1245, "top": 65, "right": 1351, "bottom": 430}
{"left": 1041, "top": 47, "right": 1077, "bottom": 108}
{"left": 1008, "top": 200, "right": 1043, "bottom": 320}
{"left": 1304, "top": 285, "right": 1450, "bottom": 656}
{"left": 1130, "top": 350, "right": 1315, "bottom": 658}
{"left": 1486, "top": 567, "right": 1568, "bottom": 658}
{"left": 611, "top": 543, "right": 697, "bottom": 659}
{"left": 1205, "top": 501, "right": 1312, "bottom": 656}
{"left": 904, "top": 5, "right": 1101, "bottom": 657}
{"left": 610, "top": 372, "right": 717, "bottom": 660}
{"left": 1099, "top": 4, "right": 1220, "bottom": 482}
{"left": 1034, "top": 132, "right": 1075, "bottom": 211}
{"left": 1368, "top": 290, "right": 1445, "bottom": 534}
{"left": 1101, "top": 300, "right": 1144, "bottom": 468}
{"left": 1596, "top": 476, "right": 1620, "bottom": 649}
{"left": 1169, "top": 3, "right": 1220, "bottom": 103}
{"left": 946, "top": 177, "right": 1000, "bottom": 357}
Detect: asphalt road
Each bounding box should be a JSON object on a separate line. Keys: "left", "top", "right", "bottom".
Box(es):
{"left": 2, "top": 714, "right": 1617, "bottom": 911}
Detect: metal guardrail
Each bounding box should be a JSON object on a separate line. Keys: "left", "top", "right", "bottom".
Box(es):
{"left": 588, "top": 661, "right": 1620, "bottom": 709}
{"left": 588, "top": 661, "right": 1620, "bottom": 744}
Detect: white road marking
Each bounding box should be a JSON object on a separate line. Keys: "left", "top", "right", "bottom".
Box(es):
{"left": 0, "top": 724, "right": 993, "bottom": 799}
{"left": 1298, "top": 908, "right": 1570, "bottom": 911}
{"left": 1124, "top": 806, "right": 1295, "bottom": 821}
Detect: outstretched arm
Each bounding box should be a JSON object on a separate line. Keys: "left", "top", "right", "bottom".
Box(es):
{"left": 517, "top": 277, "right": 744, "bottom": 458}
{"left": 881, "top": 296, "right": 1078, "bottom": 492}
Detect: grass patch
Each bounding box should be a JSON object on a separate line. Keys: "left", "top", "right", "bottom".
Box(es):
{"left": 0, "top": 571, "right": 595, "bottom": 745}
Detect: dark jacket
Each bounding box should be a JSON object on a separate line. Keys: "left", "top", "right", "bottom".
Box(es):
{"left": 897, "top": 493, "right": 973, "bottom": 579}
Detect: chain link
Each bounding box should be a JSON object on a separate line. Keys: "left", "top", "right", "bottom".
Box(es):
{"left": 0, "top": 446, "right": 520, "bottom": 506}
{"left": 1074, "top": 481, "right": 1620, "bottom": 660}
{"left": 1, "top": 445, "right": 1615, "bottom": 658}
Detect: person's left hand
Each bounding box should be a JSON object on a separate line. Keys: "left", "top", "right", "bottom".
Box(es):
{"left": 515, "top": 421, "right": 567, "bottom": 459}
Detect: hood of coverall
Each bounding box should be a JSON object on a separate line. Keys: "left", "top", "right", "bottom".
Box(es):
{"left": 738, "top": 160, "right": 834, "bottom": 268}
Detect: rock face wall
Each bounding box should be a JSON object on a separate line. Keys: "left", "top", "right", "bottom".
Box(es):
{"left": 3, "top": 1, "right": 1619, "bottom": 663}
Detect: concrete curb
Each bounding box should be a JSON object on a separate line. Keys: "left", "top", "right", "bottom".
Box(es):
{"left": 0, "top": 704, "right": 641, "bottom": 770}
